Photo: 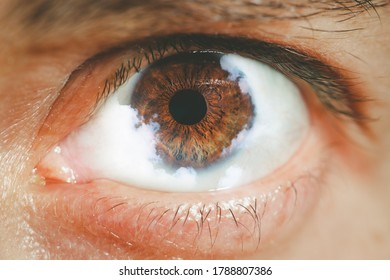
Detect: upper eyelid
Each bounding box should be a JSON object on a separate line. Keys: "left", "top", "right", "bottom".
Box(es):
{"left": 84, "top": 33, "right": 370, "bottom": 123}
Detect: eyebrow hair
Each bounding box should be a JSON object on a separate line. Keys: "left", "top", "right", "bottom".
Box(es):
{"left": 11, "top": 0, "right": 390, "bottom": 33}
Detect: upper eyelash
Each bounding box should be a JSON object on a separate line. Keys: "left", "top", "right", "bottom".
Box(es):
{"left": 94, "top": 33, "right": 369, "bottom": 122}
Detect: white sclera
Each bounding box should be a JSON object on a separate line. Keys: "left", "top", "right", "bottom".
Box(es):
{"left": 61, "top": 54, "right": 308, "bottom": 192}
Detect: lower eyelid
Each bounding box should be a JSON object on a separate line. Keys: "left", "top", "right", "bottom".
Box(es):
{"left": 27, "top": 178, "right": 318, "bottom": 259}
{"left": 28, "top": 125, "right": 327, "bottom": 259}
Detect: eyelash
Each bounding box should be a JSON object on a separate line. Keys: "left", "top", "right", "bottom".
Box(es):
{"left": 92, "top": 33, "right": 368, "bottom": 122}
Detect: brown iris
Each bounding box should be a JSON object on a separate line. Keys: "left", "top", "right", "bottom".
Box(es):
{"left": 131, "top": 52, "right": 254, "bottom": 168}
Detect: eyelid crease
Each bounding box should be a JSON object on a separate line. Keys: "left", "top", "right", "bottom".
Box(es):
{"left": 90, "top": 33, "right": 371, "bottom": 124}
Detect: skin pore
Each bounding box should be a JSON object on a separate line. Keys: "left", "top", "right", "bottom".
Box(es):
{"left": 0, "top": 0, "right": 390, "bottom": 259}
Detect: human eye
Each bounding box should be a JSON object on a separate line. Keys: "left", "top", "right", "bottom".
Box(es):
{"left": 30, "top": 34, "right": 367, "bottom": 259}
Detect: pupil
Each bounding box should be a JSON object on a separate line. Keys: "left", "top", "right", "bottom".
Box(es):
{"left": 169, "top": 89, "right": 207, "bottom": 125}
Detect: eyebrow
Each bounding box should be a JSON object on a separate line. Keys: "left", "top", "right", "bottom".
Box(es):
{"left": 12, "top": 0, "right": 389, "bottom": 33}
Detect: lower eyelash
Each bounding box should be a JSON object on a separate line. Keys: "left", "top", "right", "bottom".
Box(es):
{"left": 24, "top": 167, "right": 323, "bottom": 259}
{"left": 70, "top": 171, "right": 321, "bottom": 259}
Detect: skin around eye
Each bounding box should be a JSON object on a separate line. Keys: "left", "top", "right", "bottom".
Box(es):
{"left": 0, "top": 0, "right": 387, "bottom": 260}
{"left": 29, "top": 36, "right": 356, "bottom": 259}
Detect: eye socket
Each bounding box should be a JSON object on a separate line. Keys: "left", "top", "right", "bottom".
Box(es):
{"left": 31, "top": 34, "right": 364, "bottom": 259}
